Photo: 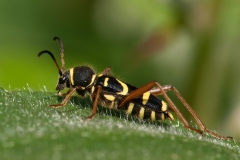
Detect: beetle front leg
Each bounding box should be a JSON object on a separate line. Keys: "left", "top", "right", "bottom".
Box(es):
{"left": 50, "top": 88, "right": 76, "bottom": 108}
{"left": 57, "top": 89, "right": 73, "bottom": 97}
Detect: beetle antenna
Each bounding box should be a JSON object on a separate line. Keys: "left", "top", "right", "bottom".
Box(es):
{"left": 53, "top": 36, "right": 65, "bottom": 72}
{"left": 38, "top": 50, "right": 63, "bottom": 76}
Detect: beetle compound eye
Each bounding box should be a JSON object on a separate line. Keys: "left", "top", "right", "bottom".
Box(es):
{"left": 59, "top": 77, "right": 65, "bottom": 84}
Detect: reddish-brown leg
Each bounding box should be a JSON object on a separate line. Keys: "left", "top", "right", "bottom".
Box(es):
{"left": 102, "top": 67, "right": 111, "bottom": 76}
{"left": 148, "top": 85, "right": 172, "bottom": 95}
{"left": 57, "top": 89, "right": 73, "bottom": 97}
{"left": 152, "top": 84, "right": 233, "bottom": 139}
{"left": 119, "top": 81, "right": 233, "bottom": 139}
{"left": 50, "top": 88, "right": 76, "bottom": 108}
{"left": 85, "top": 85, "right": 102, "bottom": 120}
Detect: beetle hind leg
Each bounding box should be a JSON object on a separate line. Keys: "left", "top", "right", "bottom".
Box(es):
{"left": 119, "top": 81, "right": 233, "bottom": 140}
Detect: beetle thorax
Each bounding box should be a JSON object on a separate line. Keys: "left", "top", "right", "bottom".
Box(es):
{"left": 69, "top": 66, "right": 96, "bottom": 89}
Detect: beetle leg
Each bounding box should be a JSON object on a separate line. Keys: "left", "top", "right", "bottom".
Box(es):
{"left": 50, "top": 88, "right": 76, "bottom": 108}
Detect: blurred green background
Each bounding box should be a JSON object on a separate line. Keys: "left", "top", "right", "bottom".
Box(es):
{"left": 0, "top": 0, "right": 240, "bottom": 138}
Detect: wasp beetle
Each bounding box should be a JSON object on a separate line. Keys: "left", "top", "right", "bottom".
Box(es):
{"left": 38, "top": 37, "right": 232, "bottom": 140}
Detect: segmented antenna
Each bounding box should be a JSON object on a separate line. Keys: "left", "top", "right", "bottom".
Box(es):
{"left": 38, "top": 50, "right": 63, "bottom": 76}
{"left": 53, "top": 36, "right": 65, "bottom": 72}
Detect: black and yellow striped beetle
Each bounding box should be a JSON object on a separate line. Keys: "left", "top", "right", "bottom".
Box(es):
{"left": 38, "top": 36, "right": 232, "bottom": 140}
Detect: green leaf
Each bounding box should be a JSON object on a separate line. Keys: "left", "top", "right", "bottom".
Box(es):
{"left": 0, "top": 86, "right": 239, "bottom": 160}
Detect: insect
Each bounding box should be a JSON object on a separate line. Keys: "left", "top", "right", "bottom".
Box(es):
{"left": 38, "top": 36, "right": 232, "bottom": 140}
